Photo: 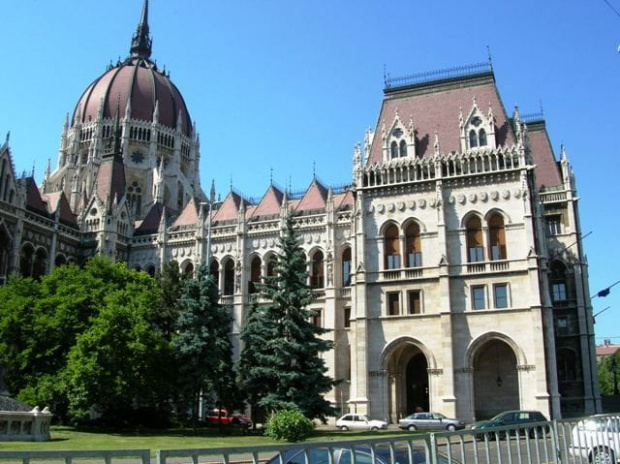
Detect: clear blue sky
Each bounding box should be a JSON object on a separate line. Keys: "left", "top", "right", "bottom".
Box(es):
{"left": 1, "top": 1, "right": 618, "bottom": 342}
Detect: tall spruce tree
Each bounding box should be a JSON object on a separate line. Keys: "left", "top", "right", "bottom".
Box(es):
{"left": 238, "top": 214, "right": 336, "bottom": 422}
{"left": 173, "top": 264, "right": 238, "bottom": 425}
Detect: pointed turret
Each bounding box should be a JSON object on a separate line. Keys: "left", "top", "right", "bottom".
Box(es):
{"left": 130, "top": 0, "right": 152, "bottom": 59}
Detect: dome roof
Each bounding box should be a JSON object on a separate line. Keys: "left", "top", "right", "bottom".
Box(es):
{"left": 71, "top": 0, "right": 192, "bottom": 137}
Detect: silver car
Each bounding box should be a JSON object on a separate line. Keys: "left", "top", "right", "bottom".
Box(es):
{"left": 399, "top": 412, "right": 465, "bottom": 431}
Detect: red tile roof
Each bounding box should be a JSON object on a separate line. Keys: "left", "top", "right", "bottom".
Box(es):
{"left": 528, "top": 121, "right": 562, "bottom": 189}
{"left": 135, "top": 202, "right": 165, "bottom": 235}
{"left": 96, "top": 156, "right": 126, "bottom": 209}
{"left": 250, "top": 185, "right": 284, "bottom": 218}
{"left": 295, "top": 179, "right": 328, "bottom": 212}
{"left": 213, "top": 191, "right": 247, "bottom": 222}
{"left": 42, "top": 191, "right": 77, "bottom": 227}
{"left": 172, "top": 198, "right": 199, "bottom": 227}
{"left": 25, "top": 178, "right": 48, "bottom": 215}
{"left": 368, "top": 74, "right": 516, "bottom": 164}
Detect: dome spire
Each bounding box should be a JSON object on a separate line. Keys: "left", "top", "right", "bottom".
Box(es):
{"left": 130, "top": 0, "right": 152, "bottom": 59}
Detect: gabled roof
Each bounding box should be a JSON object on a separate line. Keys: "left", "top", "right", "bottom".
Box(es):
{"left": 368, "top": 72, "right": 516, "bottom": 164}
{"left": 95, "top": 155, "right": 126, "bottom": 211}
{"left": 171, "top": 198, "right": 199, "bottom": 228}
{"left": 212, "top": 191, "right": 248, "bottom": 222}
{"left": 135, "top": 202, "right": 166, "bottom": 235}
{"left": 250, "top": 185, "right": 284, "bottom": 218}
{"left": 335, "top": 190, "right": 354, "bottom": 210}
{"left": 25, "top": 178, "right": 49, "bottom": 215}
{"left": 527, "top": 120, "right": 562, "bottom": 189}
{"left": 295, "top": 179, "right": 328, "bottom": 212}
{"left": 42, "top": 191, "right": 78, "bottom": 227}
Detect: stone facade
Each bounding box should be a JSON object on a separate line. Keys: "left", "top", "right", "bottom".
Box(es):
{"left": 0, "top": 1, "right": 599, "bottom": 422}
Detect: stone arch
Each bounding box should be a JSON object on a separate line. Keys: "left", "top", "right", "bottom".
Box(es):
{"left": 381, "top": 336, "right": 437, "bottom": 421}
{"left": 460, "top": 210, "right": 484, "bottom": 229}
{"left": 378, "top": 219, "right": 402, "bottom": 236}
{"left": 180, "top": 259, "right": 194, "bottom": 278}
{"left": 402, "top": 217, "right": 426, "bottom": 234}
{"left": 484, "top": 207, "right": 511, "bottom": 225}
{"left": 466, "top": 332, "right": 523, "bottom": 419}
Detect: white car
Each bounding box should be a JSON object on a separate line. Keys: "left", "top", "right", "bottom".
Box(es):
{"left": 569, "top": 415, "right": 620, "bottom": 464}
{"left": 336, "top": 413, "right": 388, "bottom": 431}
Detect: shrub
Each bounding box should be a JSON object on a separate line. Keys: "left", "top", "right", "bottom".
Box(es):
{"left": 265, "top": 409, "right": 314, "bottom": 442}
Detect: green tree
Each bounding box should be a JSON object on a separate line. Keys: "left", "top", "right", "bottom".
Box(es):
{"left": 598, "top": 352, "right": 620, "bottom": 396}
{"left": 238, "top": 214, "right": 336, "bottom": 422}
{"left": 157, "top": 259, "right": 183, "bottom": 338}
{"left": 0, "top": 257, "right": 175, "bottom": 425}
{"left": 63, "top": 277, "right": 174, "bottom": 425}
{"left": 173, "top": 264, "right": 238, "bottom": 426}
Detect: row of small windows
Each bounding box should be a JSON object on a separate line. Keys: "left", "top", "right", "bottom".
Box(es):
{"left": 206, "top": 248, "right": 353, "bottom": 296}
{"left": 471, "top": 283, "right": 509, "bottom": 310}
{"left": 129, "top": 127, "right": 151, "bottom": 141}
{"left": 386, "top": 290, "right": 422, "bottom": 316}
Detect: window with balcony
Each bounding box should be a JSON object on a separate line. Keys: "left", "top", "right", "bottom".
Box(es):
{"left": 384, "top": 224, "right": 401, "bottom": 269}
{"left": 405, "top": 222, "right": 422, "bottom": 268}
{"left": 249, "top": 256, "right": 261, "bottom": 294}
{"left": 488, "top": 214, "right": 507, "bottom": 260}
{"left": 342, "top": 247, "right": 352, "bottom": 286}
{"left": 310, "top": 251, "right": 325, "bottom": 288}
{"left": 466, "top": 216, "right": 484, "bottom": 262}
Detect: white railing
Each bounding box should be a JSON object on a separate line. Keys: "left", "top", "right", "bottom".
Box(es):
{"left": 0, "top": 449, "right": 150, "bottom": 464}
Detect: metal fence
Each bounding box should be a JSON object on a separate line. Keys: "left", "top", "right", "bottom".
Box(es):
{"left": 2, "top": 414, "right": 620, "bottom": 464}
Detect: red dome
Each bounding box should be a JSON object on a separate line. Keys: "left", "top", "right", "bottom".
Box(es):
{"left": 72, "top": 56, "right": 192, "bottom": 137}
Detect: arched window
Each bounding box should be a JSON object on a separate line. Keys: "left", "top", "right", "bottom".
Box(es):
{"left": 399, "top": 140, "right": 408, "bottom": 157}
{"left": 384, "top": 224, "right": 400, "bottom": 269}
{"left": 249, "top": 256, "right": 261, "bottom": 294}
{"left": 469, "top": 130, "right": 478, "bottom": 148}
{"left": 466, "top": 216, "right": 484, "bottom": 262}
{"left": 0, "top": 229, "right": 10, "bottom": 281}
{"left": 209, "top": 260, "right": 220, "bottom": 288}
{"left": 266, "top": 254, "right": 277, "bottom": 278}
{"left": 390, "top": 141, "right": 398, "bottom": 159}
{"left": 145, "top": 265, "right": 156, "bottom": 277}
{"left": 488, "top": 214, "right": 506, "bottom": 260}
{"left": 55, "top": 254, "right": 67, "bottom": 268}
{"left": 342, "top": 247, "right": 352, "bottom": 286}
{"left": 405, "top": 222, "right": 422, "bottom": 268}
{"left": 550, "top": 261, "right": 568, "bottom": 302}
{"left": 20, "top": 245, "right": 35, "bottom": 278}
{"left": 183, "top": 262, "right": 194, "bottom": 278}
{"left": 223, "top": 259, "right": 235, "bottom": 295}
{"left": 479, "top": 128, "right": 487, "bottom": 146}
{"left": 310, "top": 251, "right": 324, "bottom": 288}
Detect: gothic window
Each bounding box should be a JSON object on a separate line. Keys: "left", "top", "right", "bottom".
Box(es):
{"left": 550, "top": 261, "right": 569, "bottom": 302}
{"left": 177, "top": 183, "right": 184, "bottom": 210}
{"left": 384, "top": 224, "right": 401, "bottom": 269}
{"left": 405, "top": 222, "right": 422, "bottom": 268}
{"left": 182, "top": 262, "right": 194, "bottom": 278}
{"left": 223, "top": 259, "right": 235, "bottom": 295}
{"left": 399, "top": 140, "right": 408, "bottom": 157}
{"left": 342, "top": 247, "right": 352, "bottom": 286}
{"left": 390, "top": 141, "right": 398, "bottom": 159}
{"left": 20, "top": 244, "right": 34, "bottom": 278}
{"left": 266, "top": 254, "right": 277, "bottom": 277}
{"left": 466, "top": 216, "right": 484, "bottom": 262}
{"left": 488, "top": 213, "right": 507, "bottom": 260}
{"left": 54, "top": 254, "right": 67, "bottom": 268}
{"left": 209, "top": 260, "right": 220, "bottom": 288}
{"left": 479, "top": 128, "right": 487, "bottom": 146}
{"left": 310, "top": 251, "right": 325, "bottom": 288}
{"left": 249, "top": 256, "right": 261, "bottom": 294}
{"left": 0, "top": 229, "right": 9, "bottom": 281}
{"left": 546, "top": 215, "right": 562, "bottom": 236}
{"left": 469, "top": 130, "right": 478, "bottom": 148}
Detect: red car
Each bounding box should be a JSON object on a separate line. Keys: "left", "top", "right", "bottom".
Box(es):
{"left": 205, "top": 408, "right": 252, "bottom": 428}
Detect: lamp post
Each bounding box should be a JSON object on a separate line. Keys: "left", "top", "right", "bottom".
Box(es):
{"left": 612, "top": 358, "right": 619, "bottom": 396}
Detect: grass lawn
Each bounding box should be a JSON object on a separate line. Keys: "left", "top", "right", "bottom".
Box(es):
{"left": 0, "top": 425, "right": 406, "bottom": 453}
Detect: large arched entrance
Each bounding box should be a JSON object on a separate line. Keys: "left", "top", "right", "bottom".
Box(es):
{"left": 385, "top": 340, "right": 431, "bottom": 422}
{"left": 473, "top": 339, "right": 519, "bottom": 419}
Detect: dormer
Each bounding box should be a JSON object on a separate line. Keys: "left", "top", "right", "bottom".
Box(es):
{"left": 381, "top": 110, "right": 416, "bottom": 162}
{"left": 459, "top": 98, "right": 496, "bottom": 152}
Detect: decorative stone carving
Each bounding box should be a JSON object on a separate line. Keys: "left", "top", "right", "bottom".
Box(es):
{"left": 388, "top": 203, "right": 395, "bottom": 213}
{"left": 491, "top": 191, "right": 499, "bottom": 201}
{"left": 502, "top": 189, "right": 510, "bottom": 199}
{"left": 378, "top": 204, "right": 385, "bottom": 214}
{"left": 469, "top": 193, "right": 477, "bottom": 203}
{"left": 419, "top": 199, "right": 426, "bottom": 209}
{"left": 397, "top": 201, "right": 405, "bottom": 211}
{"left": 408, "top": 200, "right": 416, "bottom": 210}
{"left": 457, "top": 194, "right": 466, "bottom": 204}
{"left": 480, "top": 192, "right": 488, "bottom": 202}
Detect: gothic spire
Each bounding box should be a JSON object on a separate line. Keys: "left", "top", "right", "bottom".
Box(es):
{"left": 130, "top": 0, "right": 152, "bottom": 59}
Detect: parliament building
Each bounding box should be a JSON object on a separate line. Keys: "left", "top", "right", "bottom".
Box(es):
{"left": 0, "top": 1, "right": 599, "bottom": 421}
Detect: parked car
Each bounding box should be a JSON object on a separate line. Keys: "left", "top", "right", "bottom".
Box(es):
{"left": 399, "top": 412, "right": 466, "bottom": 431}
{"left": 336, "top": 413, "right": 388, "bottom": 431}
{"left": 204, "top": 408, "right": 252, "bottom": 428}
{"left": 569, "top": 415, "right": 620, "bottom": 464}
{"left": 470, "top": 410, "right": 548, "bottom": 439}
{"left": 265, "top": 443, "right": 456, "bottom": 464}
